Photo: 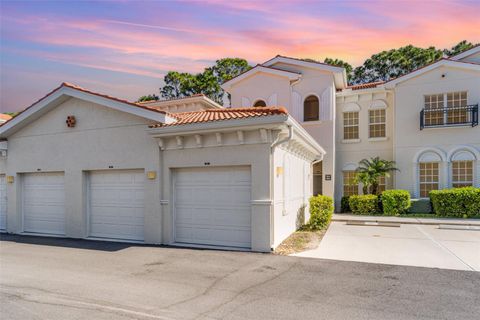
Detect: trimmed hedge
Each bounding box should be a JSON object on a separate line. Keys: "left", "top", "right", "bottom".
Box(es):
{"left": 341, "top": 196, "right": 351, "bottom": 213}
{"left": 430, "top": 187, "right": 480, "bottom": 218}
{"left": 349, "top": 195, "right": 379, "bottom": 215}
{"left": 381, "top": 190, "right": 411, "bottom": 216}
{"left": 308, "top": 195, "right": 334, "bottom": 230}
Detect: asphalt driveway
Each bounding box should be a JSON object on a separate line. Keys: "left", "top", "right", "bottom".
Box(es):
{"left": 296, "top": 221, "right": 480, "bottom": 271}
{"left": 1, "top": 234, "right": 479, "bottom": 320}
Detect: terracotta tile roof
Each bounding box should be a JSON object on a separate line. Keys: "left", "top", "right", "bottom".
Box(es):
{"left": 0, "top": 114, "right": 12, "bottom": 121}
{"left": 149, "top": 107, "right": 288, "bottom": 128}
{"left": 347, "top": 81, "right": 385, "bottom": 90}
{"left": 137, "top": 94, "right": 205, "bottom": 104}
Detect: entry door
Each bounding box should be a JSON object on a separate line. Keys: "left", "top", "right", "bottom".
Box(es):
{"left": 88, "top": 170, "right": 145, "bottom": 241}
{"left": 0, "top": 175, "right": 6, "bottom": 230}
{"left": 174, "top": 166, "right": 252, "bottom": 248}
{"left": 23, "top": 172, "right": 65, "bottom": 235}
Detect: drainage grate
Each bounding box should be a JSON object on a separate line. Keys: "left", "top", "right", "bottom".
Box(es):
{"left": 346, "top": 221, "right": 400, "bottom": 228}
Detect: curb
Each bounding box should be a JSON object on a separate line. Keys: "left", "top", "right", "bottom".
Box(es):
{"left": 332, "top": 216, "right": 480, "bottom": 227}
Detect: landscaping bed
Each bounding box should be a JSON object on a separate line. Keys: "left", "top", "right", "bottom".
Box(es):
{"left": 274, "top": 228, "right": 327, "bottom": 255}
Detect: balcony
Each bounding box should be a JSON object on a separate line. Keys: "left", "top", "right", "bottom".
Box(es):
{"left": 420, "top": 104, "right": 478, "bottom": 130}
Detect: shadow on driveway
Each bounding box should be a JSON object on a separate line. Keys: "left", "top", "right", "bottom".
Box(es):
{"left": 0, "top": 233, "right": 145, "bottom": 252}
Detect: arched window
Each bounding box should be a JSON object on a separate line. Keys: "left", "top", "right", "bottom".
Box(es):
{"left": 253, "top": 100, "right": 266, "bottom": 107}
{"left": 304, "top": 95, "right": 319, "bottom": 121}
{"left": 450, "top": 149, "right": 476, "bottom": 188}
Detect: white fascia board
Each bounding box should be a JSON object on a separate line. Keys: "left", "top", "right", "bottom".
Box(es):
{"left": 263, "top": 56, "right": 347, "bottom": 89}
{"left": 449, "top": 46, "right": 480, "bottom": 61}
{"left": 385, "top": 60, "right": 480, "bottom": 88}
{"left": 142, "top": 95, "right": 223, "bottom": 110}
{"left": 147, "top": 114, "right": 288, "bottom": 137}
{"left": 0, "top": 86, "right": 173, "bottom": 137}
{"left": 221, "top": 66, "right": 301, "bottom": 92}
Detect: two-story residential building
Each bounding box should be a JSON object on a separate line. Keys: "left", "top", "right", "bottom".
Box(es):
{"left": 0, "top": 46, "right": 478, "bottom": 252}
{"left": 222, "top": 46, "right": 480, "bottom": 207}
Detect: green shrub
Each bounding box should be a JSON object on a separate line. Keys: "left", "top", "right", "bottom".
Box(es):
{"left": 349, "top": 195, "right": 380, "bottom": 215}
{"left": 341, "top": 196, "right": 351, "bottom": 213}
{"left": 409, "top": 198, "right": 432, "bottom": 214}
{"left": 381, "top": 190, "right": 411, "bottom": 216}
{"left": 430, "top": 187, "right": 480, "bottom": 218}
{"left": 308, "top": 195, "right": 334, "bottom": 229}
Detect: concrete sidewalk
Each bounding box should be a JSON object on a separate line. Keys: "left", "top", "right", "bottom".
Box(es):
{"left": 333, "top": 213, "right": 480, "bottom": 226}
{"left": 296, "top": 221, "right": 480, "bottom": 271}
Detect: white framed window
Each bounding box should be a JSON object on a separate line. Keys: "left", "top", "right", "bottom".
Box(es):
{"left": 343, "top": 112, "right": 359, "bottom": 140}
{"left": 377, "top": 176, "right": 387, "bottom": 193}
{"left": 368, "top": 109, "right": 386, "bottom": 138}
{"left": 424, "top": 91, "right": 468, "bottom": 126}
{"left": 451, "top": 160, "right": 474, "bottom": 188}
{"left": 447, "top": 91, "right": 468, "bottom": 124}
{"left": 313, "top": 162, "right": 322, "bottom": 196}
{"left": 343, "top": 171, "right": 358, "bottom": 196}
{"left": 419, "top": 162, "right": 439, "bottom": 198}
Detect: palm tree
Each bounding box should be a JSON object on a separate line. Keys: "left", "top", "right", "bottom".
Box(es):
{"left": 356, "top": 157, "right": 399, "bottom": 195}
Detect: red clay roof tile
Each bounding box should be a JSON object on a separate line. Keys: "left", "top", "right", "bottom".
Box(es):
{"left": 150, "top": 107, "right": 288, "bottom": 128}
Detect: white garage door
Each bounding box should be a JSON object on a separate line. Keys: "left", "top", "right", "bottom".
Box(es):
{"left": 23, "top": 172, "right": 65, "bottom": 235}
{"left": 88, "top": 170, "right": 145, "bottom": 241}
{"left": 174, "top": 166, "right": 251, "bottom": 248}
{"left": 0, "top": 175, "right": 6, "bottom": 231}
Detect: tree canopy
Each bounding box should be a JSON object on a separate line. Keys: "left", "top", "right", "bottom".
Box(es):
{"left": 154, "top": 58, "right": 251, "bottom": 105}
{"left": 137, "top": 94, "right": 159, "bottom": 102}
{"left": 139, "top": 40, "right": 477, "bottom": 104}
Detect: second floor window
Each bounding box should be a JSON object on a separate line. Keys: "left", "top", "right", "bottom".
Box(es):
{"left": 369, "top": 109, "right": 386, "bottom": 138}
{"left": 343, "top": 112, "right": 359, "bottom": 140}
{"left": 424, "top": 92, "right": 468, "bottom": 126}
{"left": 253, "top": 100, "right": 266, "bottom": 107}
{"left": 304, "top": 95, "right": 319, "bottom": 121}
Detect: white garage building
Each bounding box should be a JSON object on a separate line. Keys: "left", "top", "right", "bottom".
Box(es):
{"left": 0, "top": 83, "right": 324, "bottom": 252}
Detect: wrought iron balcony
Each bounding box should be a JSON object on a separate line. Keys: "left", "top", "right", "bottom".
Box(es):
{"left": 420, "top": 104, "right": 478, "bottom": 129}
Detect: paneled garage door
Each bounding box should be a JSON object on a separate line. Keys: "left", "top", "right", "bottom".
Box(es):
{"left": 174, "top": 166, "right": 251, "bottom": 248}
{"left": 88, "top": 170, "right": 145, "bottom": 241}
{"left": 23, "top": 172, "right": 65, "bottom": 235}
{"left": 0, "top": 175, "right": 6, "bottom": 231}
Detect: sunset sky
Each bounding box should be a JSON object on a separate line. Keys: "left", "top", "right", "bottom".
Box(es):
{"left": 1, "top": 0, "right": 479, "bottom": 112}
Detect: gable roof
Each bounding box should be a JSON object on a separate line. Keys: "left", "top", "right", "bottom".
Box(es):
{"left": 449, "top": 45, "right": 480, "bottom": 61}
{"left": 0, "top": 82, "right": 176, "bottom": 137}
{"left": 384, "top": 58, "right": 480, "bottom": 88}
{"left": 138, "top": 93, "right": 223, "bottom": 110}
{"left": 221, "top": 65, "right": 301, "bottom": 91}
{"left": 150, "top": 107, "right": 288, "bottom": 128}
{"left": 262, "top": 55, "right": 347, "bottom": 89}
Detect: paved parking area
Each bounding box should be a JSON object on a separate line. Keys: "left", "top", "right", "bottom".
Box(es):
{"left": 296, "top": 221, "right": 480, "bottom": 271}
{"left": 1, "top": 234, "right": 479, "bottom": 320}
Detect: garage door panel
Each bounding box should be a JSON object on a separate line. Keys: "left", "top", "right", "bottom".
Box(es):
{"left": 23, "top": 172, "right": 65, "bottom": 235}
{"left": 174, "top": 166, "right": 252, "bottom": 248}
{"left": 89, "top": 170, "right": 145, "bottom": 241}
{"left": 0, "top": 175, "right": 7, "bottom": 230}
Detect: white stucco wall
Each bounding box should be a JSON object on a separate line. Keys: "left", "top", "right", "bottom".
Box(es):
{"left": 334, "top": 90, "right": 395, "bottom": 205}
{"left": 2, "top": 97, "right": 163, "bottom": 243}
{"left": 272, "top": 146, "right": 312, "bottom": 248}
{"left": 228, "top": 63, "right": 337, "bottom": 200}
{"left": 393, "top": 66, "right": 480, "bottom": 196}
